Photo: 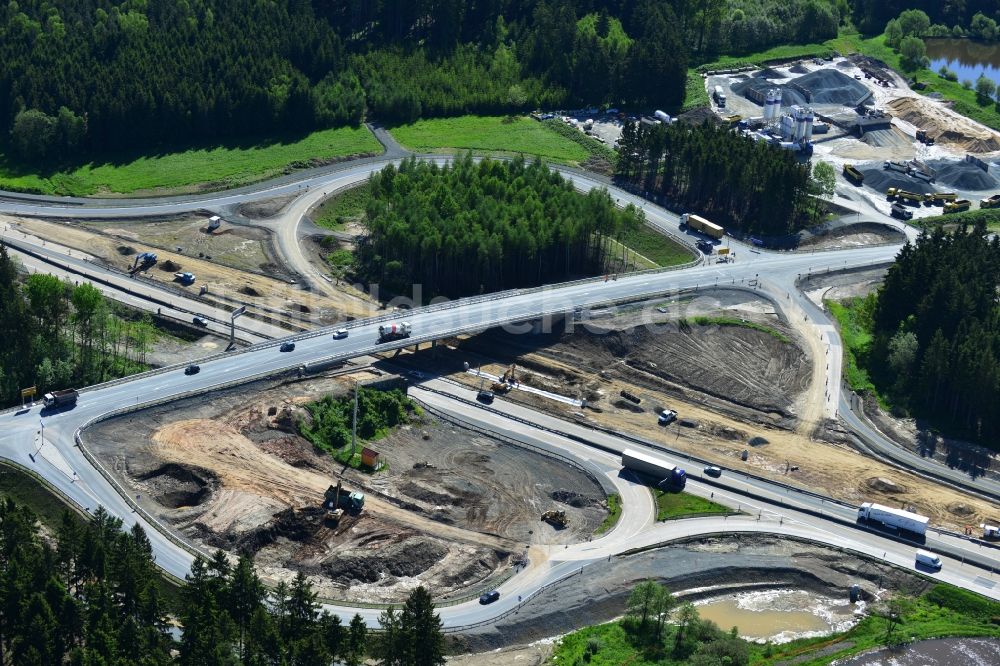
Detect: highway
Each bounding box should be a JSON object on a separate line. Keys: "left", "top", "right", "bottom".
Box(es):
{"left": 1, "top": 153, "right": 998, "bottom": 630}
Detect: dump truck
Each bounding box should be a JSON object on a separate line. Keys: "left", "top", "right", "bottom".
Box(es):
{"left": 981, "top": 194, "right": 1000, "bottom": 209}
{"left": 944, "top": 199, "right": 971, "bottom": 213}
{"left": 890, "top": 203, "right": 913, "bottom": 220}
{"left": 915, "top": 129, "right": 935, "bottom": 145}
{"left": 324, "top": 483, "right": 365, "bottom": 518}
{"left": 621, "top": 448, "right": 686, "bottom": 489}
{"left": 886, "top": 188, "right": 924, "bottom": 204}
{"left": 926, "top": 192, "right": 957, "bottom": 205}
{"left": 541, "top": 509, "right": 568, "bottom": 527}
{"left": 377, "top": 321, "right": 411, "bottom": 342}
{"left": 43, "top": 389, "right": 79, "bottom": 408}
{"left": 857, "top": 502, "right": 928, "bottom": 537}
{"left": 680, "top": 213, "right": 724, "bottom": 239}
{"left": 883, "top": 160, "right": 909, "bottom": 173}
{"left": 843, "top": 164, "right": 864, "bottom": 185}
{"left": 713, "top": 85, "right": 726, "bottom": 108}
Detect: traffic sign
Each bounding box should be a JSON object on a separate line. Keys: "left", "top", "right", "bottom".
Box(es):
{"left": 231, "top": 305, "right": 247, "bottom": 319}
{"left": 21, "top": 386, "right": 36, "bottom": 398}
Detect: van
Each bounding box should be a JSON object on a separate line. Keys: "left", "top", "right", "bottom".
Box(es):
{"left": 915, "top": 549, "right": 942, "bottom": 570}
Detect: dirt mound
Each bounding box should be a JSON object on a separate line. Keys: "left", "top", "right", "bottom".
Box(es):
{"left": 139, "top": 463, "right": 213, "bottom": 508}
{"left": 755, "top": 67, "right": 787, "bottom": 79}
{"left": 861, "top": 168, "right": 937, "bottom": 195}
{"left": 866, "top": 477, "right": 908, "bottom": 494}
{"left": 888, "top": 97, "right": 1000, "bottom": 153}
{"left": 613, "top": 399, "right": 645, "bottom": 413}
{"left": 239, "top": 285, "right": 262, "bottom": 297}
{"left": 228, "top": 506, "right": 322, "bottom": 555}
{"left": 116, "top": 245, "right": 136, "bottom": 256}
{"left": 927, "top": 160, "right": 999, "bottom": 191}
{"left": 551, "top": 490, "right": 599, "bottom": 508}
{"left": 677, "top": 106, "right": 722, "bottom": 126}
{"left": 401, "top": 481, "right": 458, "bottom": 506}
{"left": 947, "top": 502, "right": 977, "bottom": 517}
{"left": 837, "top": 60, "right": 854, "bottom": 69}
{"left": 789, "top": 64, "right": 810, "bottom": 74}
{"left": 748, "top": 436, "right": 769, "bottom": 447}
{"left": 322, "top": 536, "right": 450, "bottom": 584}
{"left": 790, "top": 69, "right": 870, "bottom": 105}
{"left": 160, "top": 259, "right": 181, "bottom": 272}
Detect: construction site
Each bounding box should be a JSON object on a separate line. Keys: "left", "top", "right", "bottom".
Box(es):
{"left": 81, "top": 370, "right": 610, "bottom": 603}
{"left": 706, "top": 54, "right": 1000, "bottom": 228}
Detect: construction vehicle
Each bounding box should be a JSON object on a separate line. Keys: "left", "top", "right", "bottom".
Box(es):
{"left": 944, "top": 199, "right": 972, "bottom": 213}
{"left": 377, "top": 321, "right": 411, "bottom": 342}
{"left": 842, "top": 164, "right": 864, "bottom": 185}
{"left": 681, "top": 213, "right": 724, "bottom": 239}
{"left": 500, "top": 364, "right": 517, "bottom": 384}
{"left": 980, "top": 194, "right": 1000, "bottom": 209}
{"left": 890, "top": 203, "right": 913, "bottom": 220}
{"left": 490, "top": 382, "right": 510, "bottom": 394}
{"left": 324, "top": 482, "right": 364, "bottom": 523}
{"left": 925, "top": 192, "right": 957, "bottom": 205}
{"left": 886, "top": 188, "right": 924, "bottom": 204}
{"left": 42, "top": 389, "right": 79, "bottom": 408}
{"left": 174, "top": 272, "right": 196, "bottom": 285}
{"left": 982, "top": 524, "right": 1000, "bottom": 540}
{"left": 206, "top": 215, "right": 222, "bottom": 231}
{"left": 713, "top": 85, "right": 727, "bottom": 108}
{"left": 724, "top": 114, "right": 742, "bottom": 125}
{"left": 541, "top": 509, "right": 568, "bottom": 527}
{"left": 883, "top": 160, "right": 909, "bottom": 173}
{"left": 916, "top": 129, "right": 935, "bottom": 145}
{"left": 129, "top": 252, "right": 157, "bottom": 275}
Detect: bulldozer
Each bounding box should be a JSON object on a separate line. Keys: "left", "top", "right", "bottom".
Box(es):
{"left": 541, "top": 509, "right": 568, "bottom": 527}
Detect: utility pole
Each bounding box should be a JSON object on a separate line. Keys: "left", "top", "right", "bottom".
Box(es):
{"left": 351, "top": 379, "right": 359, "bottom": 462}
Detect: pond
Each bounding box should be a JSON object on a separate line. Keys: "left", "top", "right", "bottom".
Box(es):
{"left": 694, "top": 588, "right": 862, "bottom": 643}
{"left": 925, "top": 38, "right": 1000, "bottom": 84}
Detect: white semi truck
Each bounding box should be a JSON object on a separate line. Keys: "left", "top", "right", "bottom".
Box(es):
{"left": 857, "top": 502, "right": 929, "bottom": 536}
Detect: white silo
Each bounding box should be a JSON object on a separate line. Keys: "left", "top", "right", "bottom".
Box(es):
{"left": 780, "top": 113, "right": 795, "bottom": 140}
{"left": 790, "top": 105, "right": 805, "bottom": 141}
{"left": 766, "top": 89, "right": 781, "bottom": 122}
{"left": 803, "top": 107, "right": 815, "bottom": 142}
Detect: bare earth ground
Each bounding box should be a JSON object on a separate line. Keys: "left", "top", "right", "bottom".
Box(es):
{"left": 428, "top": 290, "right": 1000, "bottom": 532}
{"left": 2, "top": 216, "right": 378, "bottom": 324}
{"left": 83, "top": 371, "right": 607, "bottom": 603}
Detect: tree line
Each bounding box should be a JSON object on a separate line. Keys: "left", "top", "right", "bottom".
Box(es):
{"left": 1, "top": 0, "right": 694, "bottom": 164}
{"left": 353, "top": 154, "right": 645, "bottom": 300}
{"left": 615, "top": 120, "right": 818, "bottom": 235}
{"left": 0, "top": 497, "right": 449, "bottom": 665}
{"left": 853, "top": 0, "right": 1000, "bottom": 36}
{"left": 862, "top": 224, "right": 1000, "bottom": 448}
{"left": 0, "top": 246, "right": 155, "bottom": 408}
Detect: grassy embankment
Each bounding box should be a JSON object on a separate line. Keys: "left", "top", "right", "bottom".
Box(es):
{"left": 912, "top": 207, "right": 1000, "bottom": 232}
{"left": 0, "top": 461, "right": 185, "bottom": 610}
{"left": 552, "top": 583, "right": 1000, "bottom": 665}
{"left": 595, "top": 493, "right": 622, "bottom": 535}
{"left": 654, "top": 491, "right": 732, "bottom": 521}
{"left": 0, "top": 126, "right": 381, "bottom": 197}
{"left": 825, "top": 296, "right": 878, "bottom": 396}
{"left": 683, "top": 316, "right": 791, "bottom": 344}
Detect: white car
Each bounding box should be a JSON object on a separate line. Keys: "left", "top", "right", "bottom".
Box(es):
{"left": 658, "top": 409, "right": 677, "bottom": 425}
{"left": 333, "top": 328, "right": 349, "bottom": 339}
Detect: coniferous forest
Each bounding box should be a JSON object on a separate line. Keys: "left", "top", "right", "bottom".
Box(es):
{"left": 0, "top": 0, "right": 694, "bottom": 163}
{"left": 0, "top": 498, "right": 451, "bottom": 665}
{"left": 865, "top": 225, "right": 1000, "bottom": 448}
{"left": 615, "top": 120, "right": 817, "bottom": 235}
{"left": 354, "top": 155, "right": 646, "bottom": 299}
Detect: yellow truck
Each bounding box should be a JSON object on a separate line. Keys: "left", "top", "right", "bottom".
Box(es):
{"left": 886, "top": 188, "right": 924, "bottom": 204}
{"left": 843, "top": 164, "right": 864, "bottom": 185}
{"left": 944, "top": 199, "right": 972, "bottom": 213}
{"left": 981, "top": 194, "right": 1000, "bottom": 209}
{"left": 681, "top": 213, "right": 725, "bottom": 239}
{"left": 925, "top": 192, "right": 957, "bottom": 205}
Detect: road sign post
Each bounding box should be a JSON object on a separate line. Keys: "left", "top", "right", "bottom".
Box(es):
{"left": 21, "top": 386, "right": 36, "bottom": 408}
{"left": 229, "top": 304, "right": 247, "bottom": 350}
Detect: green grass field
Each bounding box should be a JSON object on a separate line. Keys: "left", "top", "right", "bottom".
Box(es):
{"left": 686, "top": 316, "right": 791, "bottom": 344}
{"left": 0, "top": 126, "right": 381, "bottom": 197}
{"left": 826, "top": 298, "right": 878, "bottom": 395}
{"left": 390, "top": 115, "right": 592, "bottom": 164}
{"left": 313, "top": 182, "right": 373, "bottom": 231}
{"left": 619, "top": 225, "right": 695, "bottom": 267}
{"left": 654, "top": 490, "right": 732, "bottom": 521}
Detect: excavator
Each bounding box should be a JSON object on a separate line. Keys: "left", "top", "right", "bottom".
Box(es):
{"left": 491, "top": 364, "right": 517, "bottom": 394}
{"left": 541, "top": 509, "right": 568, "bottom": 527}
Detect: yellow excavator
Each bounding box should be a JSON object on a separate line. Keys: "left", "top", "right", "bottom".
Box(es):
{"left": 492, "top": 364, "right": 517, "bottom": 394}
{"left": 541, "top": 509, "right": 568, "bottom": 527}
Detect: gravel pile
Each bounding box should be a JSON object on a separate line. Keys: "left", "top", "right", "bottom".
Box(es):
{"left": 792, "top": 69, "right": 869, "bottom": 105}
{"left": 755, "top": 66, "right": 787, "bottom": 79}
{"left": 731, "top": 79, "right": 809, "bottom": 106}
{"left": 789, "top": 63, "right": 810, "bottom": 74}
{"left": 927, "top": 160, "right": 999, "bottom": 191}
{"left": 861, "top": 169, "right": 937, "bottom": 194}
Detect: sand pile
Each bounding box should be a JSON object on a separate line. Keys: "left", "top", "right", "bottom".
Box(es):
{"left": 927, "top": 160, "right": 999, "bottom": 191}
{"left": 861, "top": 169, "right": 937, "bottom": 194}
{"left": 888, "top": 97, "right": 1000, "bottom": 153}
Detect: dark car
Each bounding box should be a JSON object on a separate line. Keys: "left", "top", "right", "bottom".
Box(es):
{"left": 280, "top": 342, "right": 295, "bottom": 352}
{"left": 479, "top": 590, "right": 500, "bottom": 605}
{"left": 192, "top": 316, "right": 209, "bottom": 327}
{"left": 184, "top": 365, "right": 200, "bottom": 375}
{"left": 704, "top": 466, "right": 722, "bottom": 478}
{"left": 477, "top": 391, "right": 494, "bottom": 404}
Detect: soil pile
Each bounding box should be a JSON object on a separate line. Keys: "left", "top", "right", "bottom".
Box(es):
{"left": 928, "top": 160, "right": 999, "bottom": 190}
{"left": 678, "top": 106, "right": 722, "bottom": 126}
{"left": 791, "top": 69, "right": 869, "bottom": 105}
{"left": 860, "top": 169, "right": 937, "bottom": 194}
{"left": 888, "top": 97, "right": 1000, "bottom": 153}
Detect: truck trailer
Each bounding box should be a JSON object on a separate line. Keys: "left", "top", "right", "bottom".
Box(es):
{"left": 843, "top": 164, "right": 864, "bottom": 185}
{"left": 43, "top": 389, "right": 79, "bottom": 408}
{"left": 713, "top": 86, "right": 727, "bottom": 108}
{"left": 857, "top": 502, "right": 929, "bottom": 537}
{"left": 681, "top": 213, "right": 724, "bottom": 239}
{"left": 621, "top": 448, "right": 686, "bottom": 488}
{"left": 377, "top": 321, "right": 412, "bottom": 343}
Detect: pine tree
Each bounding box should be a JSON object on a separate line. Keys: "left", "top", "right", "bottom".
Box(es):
{"left": 400, "top": 586, "right": 446, "bottom": 666}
